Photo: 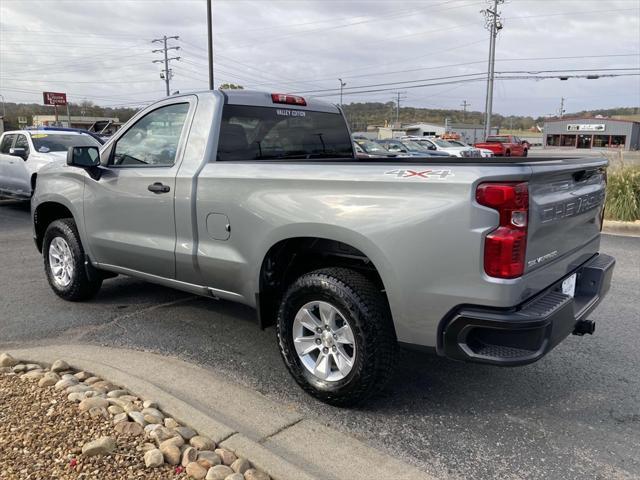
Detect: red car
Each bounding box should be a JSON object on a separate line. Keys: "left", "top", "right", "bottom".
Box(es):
{"left": 474, "top": 135, "right": 528, "bottom": 157}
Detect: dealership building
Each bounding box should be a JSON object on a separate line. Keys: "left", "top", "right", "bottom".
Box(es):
{"left": 544, "top": 118, "right": 640, "bottom": 151}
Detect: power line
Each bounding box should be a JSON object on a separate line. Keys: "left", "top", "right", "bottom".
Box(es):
{"left": 152, "top": 35, "right": 181, "bottom": 96}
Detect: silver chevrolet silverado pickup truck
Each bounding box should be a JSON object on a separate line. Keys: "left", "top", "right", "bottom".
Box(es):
{"left": 31, "top": 90, "right": 615, "bottom": 405}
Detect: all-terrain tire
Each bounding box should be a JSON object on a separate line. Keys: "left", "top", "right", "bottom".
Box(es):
{"left": 43, "top": 218, "right": 102, "bottom": 301}
{"left": 277, "top": 267, "right": 398, "bottom": 406}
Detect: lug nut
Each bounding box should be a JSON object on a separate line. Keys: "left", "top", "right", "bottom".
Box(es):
{"left": 322, "top": 347, "right": 329, "bottom": 354}
{"left": 332, "top": 345, "right": 337, "bottom": 352}
{"left": 325, "top": 325, "right": 331, "bottom": 331}
{"left": 316, "top": 327, "right": 322, "bottom": 334}
{"left": 315, "top": 338, "right": 321, "bottom": 345}
{"left": 333, "top": 334, "right": 338, "bottom": 340}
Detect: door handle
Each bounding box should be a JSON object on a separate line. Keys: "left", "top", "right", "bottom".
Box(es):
{"left": 148, "top": 182, "right": 170, "bottom": 194}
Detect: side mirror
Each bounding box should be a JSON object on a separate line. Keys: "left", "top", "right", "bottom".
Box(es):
{"left": 9, "top": 147, "right": 28, "bottom": 160}
{"left": 428, "top": 144, "right": 436, "bottom": 150}
{"left": 67, "top": 146, "right": 100, "bottom": 168}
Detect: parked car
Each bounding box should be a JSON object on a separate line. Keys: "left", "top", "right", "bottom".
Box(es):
{"left": 405, "top": 136, "right": 482, "bottom": 158}
{"left": 447, "top": 139, "right": 494, "bottom": 158}
{"left": 32, "top": 90, "right": 614, "bottom": 406}
{"left": 27, "top": 126, "right": 105, "bottom": 145}
{"left": 353, "top": 139, "right": 397, "bottom": 158}
{"left": 376, "top": 139, "right": 452, "bottom": 157}
{"left": 0, "top": 129, "right": 101, "bottom": 199}
{"left": 474, "top": 135, "right": 528, "bottom": 157}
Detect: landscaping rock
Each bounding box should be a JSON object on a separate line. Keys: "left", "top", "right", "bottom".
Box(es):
{"left": 68, "top": 392, "right": 85, "bottom": 403}
{"left": 145, "top": 423, "right": 162, "bottom": 435}
{"left": 54, "top": 377, "right": 78, "bottom": 391}
{"left": 186, "top": 461, "right": 208, "bottom": 480}
{"left": 206, "top": 465, "right": 234, "bottom": 480}
{"left": 128, "top": 411, "right": 147, "bottom": 426}
{"left": 107, "top": 389, "right": 128, "bottom": 398}
{"left": 182, "top": 446, "right": 198, "bottom": 466}
{"left": 215, "top": 448, "right": 237, "bottom": 466}
{"left": 144, "top": 448, "right": 165, "bottom": 468}
{"left": 107, "top": 405, "right": 124, "bottom": 415}
{"left": 143, "top": 399, "right": 159, "bottom": 409}
{"left": 164, "top": 417, "right": 179, "bottom": 429}
{"left": 190, "top": 435, "right": 215, "bottom": 451}
{"left": 81, "top": 436, "right": 116, "bottom": 456}
{"left": 160, "top": 442, "right": 181, "bottom": 465}
{"left": 66, "top": 384, "right": 92, "bottom": 394}
{"left": 144, "top": 414, "right": 163, "bottom": 424}
{"left": 51, "top": 359, "right": 70, "bottom": 372}
{"left": 79, "top": 397, "right": 109, "bottom": 412}
{"left": 245, "top": 469, "right": 271, "bottom": 480}
{"left": 113, "top": 412, "right": 128, "bottom": 425}
{"left": 74, "top": 370, "right": 91, "bottom": 381}
{"left": 198, "top": 450, "right": 221, "bottom": 468}
{"left": 38, "top": 371, "right": 60, "bottom": 387}
{"left": 225, "top": 474, "right": 245, "bottom": 480}
{"left": 25, "top": 363, "right": 42, "bottom": 371}
{"left": 231, "top": 457, "right": 251, "bottom": 474}
{"left": 21, "top": 370, "right": 44, "bottom": 380}
{"left": 84, "top": 376, "right": 101, "bottom": 385}
{"left": 160, "top": 436, "right": 185, "bottom": 449}
{"left": 115, "top": 421, "right": 144, "bottom": 436}
{"left": 0, "top": 353, "right": 18, "bottom": 367}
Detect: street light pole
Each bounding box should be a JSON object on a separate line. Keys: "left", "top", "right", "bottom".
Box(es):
{"left": 207, "top": 0, "right": 214, "bottom": 90}
{"left": 338, "top": 78, "right": 346, "bottom": 106}
{"left": 0, "top": 94, "right": 5, "bottom": 118}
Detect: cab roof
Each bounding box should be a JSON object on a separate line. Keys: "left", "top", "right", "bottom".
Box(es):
{"left": 194, "top": 89, "right": 340, "bottom": 114}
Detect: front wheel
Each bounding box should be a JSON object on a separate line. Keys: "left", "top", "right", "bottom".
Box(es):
{"left": 277, "top": 268, "right": 397, "bottom": 406}
{"left": 43, "top": 219, "right": 102, "bottom": 301}
{"left": 523, "top": 149, "right": 528, "bottom": 157}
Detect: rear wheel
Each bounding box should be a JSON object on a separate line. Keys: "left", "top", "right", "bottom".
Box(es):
{"left": 43, "top": 219, "right": 102, "bottom": 301}
{"left": 523, "top": 149, "right": 528, "bottom": 157}
{"left": 505, "top": 150, "right": 511, "bottom": 157}
{"left": 277, "top": 267, "right": 397, "bottom": 406}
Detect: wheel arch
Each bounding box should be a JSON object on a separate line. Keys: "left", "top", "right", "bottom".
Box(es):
{"left": 33, "top": 201, "right": 77, "bottom": 252}
{"left": 256, "top": 232, "right": 395, "bottom": 331}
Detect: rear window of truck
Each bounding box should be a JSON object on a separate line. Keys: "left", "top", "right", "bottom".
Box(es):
{"left": 216, "top": 105, "right": 354, "bottom": 161}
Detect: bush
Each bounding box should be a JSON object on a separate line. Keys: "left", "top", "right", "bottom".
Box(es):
{"left": 605, "top": 166, "right": 640, "bottom": 221}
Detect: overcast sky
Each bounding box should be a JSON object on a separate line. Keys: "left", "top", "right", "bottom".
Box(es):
{"left": 1, "top": 0, "right": 638, "bottom": 116}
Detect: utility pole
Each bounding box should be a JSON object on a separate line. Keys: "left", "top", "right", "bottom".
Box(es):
{"left": 482, "top": 0, "right": 504, "bottom": 140}
{"left": 152, "top": 35, "right": 181, "bottom": 96}
{"left": 394, "top": 91, "right": 407, "bottom": 126}
{"left": 338, "top": 78, "right": 346, "bottom": 106}
{"left": 460, "top": 100, "right": 470, "bottom": 121}
{"left": 207, "top": 0, "right": 214, "bottom": 90}
{"left": 558, "top": 97, "right": 566, "bottom": 118}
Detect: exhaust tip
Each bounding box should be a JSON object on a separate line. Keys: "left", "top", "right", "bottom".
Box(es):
{"left": 573, "top": 319, "right": 596, "bottom": 336}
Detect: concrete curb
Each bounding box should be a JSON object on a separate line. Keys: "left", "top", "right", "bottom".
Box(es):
{"left": 603, "top": 220, "right": 640, "bottom": 237}
{"left": 7, "top": 345, "right": 434, "bottom": 480}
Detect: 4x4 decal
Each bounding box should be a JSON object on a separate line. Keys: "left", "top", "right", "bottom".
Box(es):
{"left": 385, "top": 169, "right": 453, "bottom": 179}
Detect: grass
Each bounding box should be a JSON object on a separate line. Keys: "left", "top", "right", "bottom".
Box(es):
{"left": 605, "top": 165, "right": 640, "bottom": 222}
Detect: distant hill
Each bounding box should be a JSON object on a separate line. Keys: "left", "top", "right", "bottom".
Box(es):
{"left": 342, "top": 103, "right": 640, "bottom": 131}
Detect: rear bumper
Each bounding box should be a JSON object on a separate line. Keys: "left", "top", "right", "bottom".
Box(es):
{"left": 442, "top": 253, "right": 615, "bottom": 366}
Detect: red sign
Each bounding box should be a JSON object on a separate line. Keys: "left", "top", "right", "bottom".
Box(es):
{"left": 43, "top": 91, "right": 67, "bottom": 106}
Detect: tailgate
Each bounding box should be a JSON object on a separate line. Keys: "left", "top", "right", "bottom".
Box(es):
{"left": 526, "top": 158, "right": 607, "bottom": 274}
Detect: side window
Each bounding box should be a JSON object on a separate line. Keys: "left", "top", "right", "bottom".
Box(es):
{"left": 0, "top": 134, "right": 16, "bottom": 154}
{"left": 14, "top": 135, "right": 30, "bottom": 156}
{"left": 112, "top": 103, "right": 189, "bottom": 167}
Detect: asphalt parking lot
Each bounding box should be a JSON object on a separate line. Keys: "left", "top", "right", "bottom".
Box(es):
{"left": 1, "top": 199, "right": 639, "bottom": 480}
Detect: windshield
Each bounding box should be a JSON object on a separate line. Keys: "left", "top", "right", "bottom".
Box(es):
{"left": 356, "top": 140, "right": 388, "bottom": 153}
{"left": 486, "top": 136, "right": 511, "bottom": 143}
{"left": 217, "top": 105, "right": 353, "bottom": 160}
{"left": 30, "top": 133, "right": 100, "bottom": 153}
{"left": 432, "top": 139, "right": 455, "bottom": 148}
{"left": 402, "top": 140, "right": 429, "bottom": 151}
{"left": 448, "top": 140, "right": 467, "bottom": 147}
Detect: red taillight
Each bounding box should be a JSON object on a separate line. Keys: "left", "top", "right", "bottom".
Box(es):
{"left": 476, "top": 182, "right": 529, "bottom": 279}
{"left": 271, "top": 93, "right": 307, "bottom": 106}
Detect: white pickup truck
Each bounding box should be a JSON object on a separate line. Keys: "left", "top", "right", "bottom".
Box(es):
{"left": 31, "top": 90, "right": 615, "bottom": 405}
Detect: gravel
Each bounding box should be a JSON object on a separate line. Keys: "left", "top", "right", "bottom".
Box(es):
{"left": 0, "top": 357, "right": 272, "bottom": 480}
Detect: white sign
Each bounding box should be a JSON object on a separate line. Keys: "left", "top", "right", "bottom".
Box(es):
{"left": 18, "top": 116, "right": 28, "bottom": 124}
{"left": 566, "top": 124, "right": 605, "bottom": 132}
